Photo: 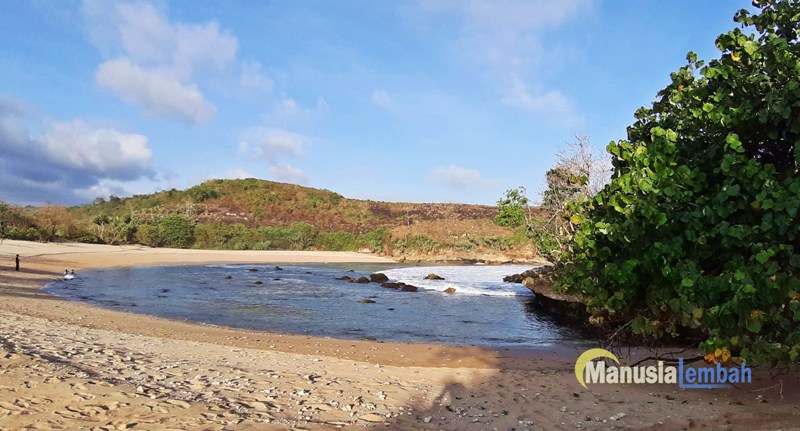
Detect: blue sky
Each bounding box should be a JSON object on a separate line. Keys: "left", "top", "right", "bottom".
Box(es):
{"left": 0, "top": 0, "right": 751, "bottom": 205}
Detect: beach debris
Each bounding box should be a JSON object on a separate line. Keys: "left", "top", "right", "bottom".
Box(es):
{"left": 369, "top": 273, "right": 389, "bottom": 283}
{"left": 444, "top": 287, "right": 457, "bottom": 293}
{"left": 424, "top": 273, "right": 445, "bottom": 280}
{"left": 609, "top": 412, "right": 626, "bottom": 421}
{"left": 359, "top": 299, "right": 376, "bottom": 304}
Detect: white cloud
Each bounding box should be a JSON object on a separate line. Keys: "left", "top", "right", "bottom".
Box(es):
{"left": 0, "top": 97, "right": 155, "bottom": 204}
{"left": 262, "top": 98, "right": 329, "bottom": 125}
{"left": 428, "top": 165, "right": 488, "bottom": 189}
{"left": 502, "top": 77, "right": 580, "bottom": 124}
{"left": 269, "top": 164, "right": 308, "bottom": 185}
{"left": 83, "top": 0, "right": 245, "bottom": 123}
{"left": 418, "top": 0, "right": 590, "bottom": 123}
{"left": 96, "top": 59, "right": 217, "bottom": 123}
{"left": 372, "top": 89, "right": 392, "bottom": 109}
{"left": 40, "top": 120, "right": 152, "bottom": 175}
{"left": 240, "top": 61, "right": 273, "bottom": 91}
{"left": 240, "top": 127, "right": 308, "bottom": 160}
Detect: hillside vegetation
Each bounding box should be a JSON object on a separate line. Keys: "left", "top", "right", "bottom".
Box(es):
{"left": 0, "top": 178, "right": 536, "bottom": 262}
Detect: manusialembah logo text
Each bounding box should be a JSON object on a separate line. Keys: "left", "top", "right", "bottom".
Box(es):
{"left": 575, "top": 348, "right": 751, "bottom": 389}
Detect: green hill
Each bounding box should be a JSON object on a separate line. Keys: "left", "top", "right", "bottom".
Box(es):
{"left": 2, "top": 179, "right": 537, "bottom": 262}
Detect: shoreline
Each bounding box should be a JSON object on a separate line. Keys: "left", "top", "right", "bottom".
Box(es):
{"left": 1, "top": 239, "right": 799, "bottom": 430}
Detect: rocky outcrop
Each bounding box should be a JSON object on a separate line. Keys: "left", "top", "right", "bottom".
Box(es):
{"left": 424, "top": 273, "right": 445, "bottom": 280}
{"left": 354, "top": 277, "right": 370, "bottom": 284}
{"left": 503, "top": 266, "right": 555, "bottom": 283}
{"left": 506, "top": 266, "right": 586, "bottom": 322}
{"left": 443, "top": 287, "right": 456, "bottom": 293}
{"left": 369, "top": 273, "right": 389, "bottom": 283}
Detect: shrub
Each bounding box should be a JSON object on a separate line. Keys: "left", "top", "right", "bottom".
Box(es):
{"left": 357, "top": 228, "right": 389, "bottom": 251}
{"left": 559, "top": 0, "right": 800, "bottom": 365}
{"left": 158, "top": 215, "right": 195, "bottom": 248}
{"left": 317, "top": 231, "right": 356, "bottom": 251}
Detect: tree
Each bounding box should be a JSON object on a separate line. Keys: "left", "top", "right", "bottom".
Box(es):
{"left": 559, "top": 0, "right": 800, "bottom": 364}
{"left": 532, "top": 136, "right": 610, "bottom": 262}
{"left": 495, "top": 187, "right": 531, "bottom": 228}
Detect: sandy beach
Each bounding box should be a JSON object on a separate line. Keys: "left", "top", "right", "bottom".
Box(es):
{"left": 1, "top": 239, "right": 799, "bottom": 430}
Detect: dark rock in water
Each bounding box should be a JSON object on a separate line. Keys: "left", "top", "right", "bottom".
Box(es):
{"left": 274, "top": 266, "right": 283, "bottom": 271}
{"left": 381, "top": 281, "right": 420, "bottom": 292}
{"left": 336, "top": 276, "right": 353, "bottom": 281}
{"left": 443, "top": 287, "right": 456, "bottom": 293}
{"left": 254, "top": 280, "right": 263, "bottom": 285}
{"left": 347, "top": 269, "right": 355, "bottom": 273}
{"left": 354, "top": 276, "right": 370, "bottom": 284}
{"left": 369, "top": 273, "right": 389, "bottom": 283}
{"left": 387, "top": 308, "right": 395, "bottom": 311}
{"left": 424, "top": 273, "right": 445, "bottom": 280}
{"left": 225, "top": 275, "right": 232, "bottom": 279}
{"left": 247, "top": 268, "right": 259, "bottom": 272}
{"left": 306, "top": 271, "right": 313, "bottom": 274}
{"left": 359, "top": 299, "right": 376, "bottom": 303}
{"left": 274, "top": 278, "right": 281, "bottom": 281}
{"left": 160, "top": 288, "right": 170, "bottom": 293}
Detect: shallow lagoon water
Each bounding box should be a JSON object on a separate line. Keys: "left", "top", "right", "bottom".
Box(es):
{"left": 45, "top": 264, "right": 582, "bottom": 347}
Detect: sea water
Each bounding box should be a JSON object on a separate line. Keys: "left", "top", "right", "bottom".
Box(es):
{"left": 44, "top": 264, "right": 581, "bottom": 346}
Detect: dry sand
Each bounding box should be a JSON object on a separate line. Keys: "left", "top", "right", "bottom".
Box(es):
{"left": 0, "top": 239, "right": 798, "bottom": 430}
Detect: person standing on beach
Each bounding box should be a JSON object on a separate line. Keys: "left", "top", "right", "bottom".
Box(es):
{"left": 15, "top": 254, "right": 20, "bottom": 271}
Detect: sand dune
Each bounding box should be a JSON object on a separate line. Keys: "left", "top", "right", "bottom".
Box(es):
{"left": 1, "top": 240, "right": 798, "bottom": 430}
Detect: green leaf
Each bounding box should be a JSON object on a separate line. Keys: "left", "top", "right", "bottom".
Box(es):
{"left": 746, "top": 319, "right": 762, "bottom": 333}
{"left": 743, "top": 40, "right": 759, "bottom": 55}
{"left": 681, "top": 278, "right": 695, "bottom": 288}
{"left": 755, "top": 251, "right": 770, "bottom": 264}
{"left": 725, "top": 133, "right": 744, "bottom": 153}
{"left": 725, "top": 184, "right": 741, "bottom": 196}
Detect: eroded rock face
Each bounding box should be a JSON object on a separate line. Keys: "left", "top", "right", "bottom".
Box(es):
{"left": 424, "top": 273, "right": 445, "bottom": 280}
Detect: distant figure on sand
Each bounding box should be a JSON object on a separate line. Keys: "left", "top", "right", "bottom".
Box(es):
{"left": 15, "top": 254, "right": 19, "bottom": 271}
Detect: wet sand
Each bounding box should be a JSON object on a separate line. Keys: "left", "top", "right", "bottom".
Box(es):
{"left": 1, "top": 239, "right": 798, "bottom": 430}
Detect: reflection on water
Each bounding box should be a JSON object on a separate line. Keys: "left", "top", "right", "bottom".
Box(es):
{"left": 45, "top": 263, "right": 583, "bottom": 347}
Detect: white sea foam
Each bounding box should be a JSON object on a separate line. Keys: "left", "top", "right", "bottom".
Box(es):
{"left": 378, "top": 265, "right": 536, "bottom": 296}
